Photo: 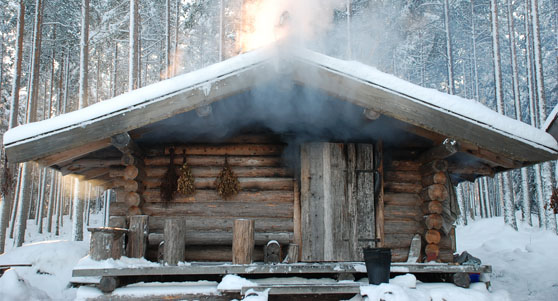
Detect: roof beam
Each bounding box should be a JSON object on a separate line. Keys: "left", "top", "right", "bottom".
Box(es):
{"left": 419, "top": 139, "right": 458, "bottom": 164}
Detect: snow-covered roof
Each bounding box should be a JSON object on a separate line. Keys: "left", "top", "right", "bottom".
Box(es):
{"left": 4, "top": 45, "right": 558, "bottom": 166}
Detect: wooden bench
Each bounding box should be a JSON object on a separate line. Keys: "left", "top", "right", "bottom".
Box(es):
{"left": 0, "top": 264, "right": 32, "bottom": 276}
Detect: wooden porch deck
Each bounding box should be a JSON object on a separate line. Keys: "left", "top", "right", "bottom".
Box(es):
{"left": 72, "top": 262, "right": 491, "bottom": 278}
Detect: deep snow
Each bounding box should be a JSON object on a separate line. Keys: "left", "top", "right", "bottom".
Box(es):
{"left": 0, "top": 215, "right": 557, "bottom": 300}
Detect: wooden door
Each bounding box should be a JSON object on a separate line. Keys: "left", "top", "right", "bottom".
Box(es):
{"left": 300, "top": 143, "right": 375, "bottom": 262}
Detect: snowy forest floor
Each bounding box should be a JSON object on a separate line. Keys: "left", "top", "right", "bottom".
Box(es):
{"left": 0, "top": 215, "right": 556, "bottom": 300}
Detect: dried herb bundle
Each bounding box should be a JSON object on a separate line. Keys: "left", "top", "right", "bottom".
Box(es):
{"left": 215, "top": 156, "right": 240, "bottom": 199}
{"left": 177, "top": 150, "right": 195, "bottom": 196}
{"left": 160, "top": 148, "right": 178, "bottom": 202}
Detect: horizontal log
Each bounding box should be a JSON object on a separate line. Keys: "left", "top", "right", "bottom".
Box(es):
{"left": 383, "top": 233, "right": 416, "bottom": 249}
{"left": 384, "top": 205, "right": 422, "bottom": 221}
{"left": 384, "top": 219, "right": 424, "bottom": 234}
{"left": 110, "top": 202, "right": 293, "bottom": 218}
{"left": 59, "top": 158, "right": 122, "bottom": 175}
{"left": 143, "top": 177, "right": 294, "bottom": 191}
{"left": 425, "top": 229, "right": 441, "bottom": 244}
{"left": 387, "top": 160, "right": 421, "bottom": 171}
{"left": 425, "top": 243, "right": 440, "bottom": 259}
{"left": 421, "top": 172, "right": 447, "bottom": 187}
{"left": 124, "top": 165, "right": 139, "bottom": 180}
{"left": 148, "top": 216, "right": 294, "bottom": 232}
{"left": 144, "top": 156, "right": 283, "bottom": 167}
{"left": 448, "top": 163, "right": 495, "bottom": 177}
{"left": 420, "top": 184, "right": 448, "bottom": 201}
{"left": 145, "top": 166, "right": 292, "bottom": 178}
{"left": 384, "top": 171, "right": 421, "bottom": 183}
{"left": 390, "top": 247, "right": 412, "bottom": 262}
{"left": 425, "top": 214, "right": 443, "bottom": 230}
{"left": 165, "top": 144, "right": 284, "bottom": 156}
{"left": 128, "top": 205, "right": 142, "bottom": 216}
{"left": 81, "top": 167, "right": 111, "bottom": 180}
{"left": 113, "top": 179, "right": 140, "bottom": 192}
{"left": 383, "top": 193, "right": 422, "bottom": 206}
{"left": 421, "top": 200, "right": 443, "bottom": 214}
{"left": 148, "top": 231, "right": 293, "bottom": 246}
{"left": 419, "top": 140, "right": 458, "bottom": 164}
{"left": 384, "top": 182, "right": 422, "bottom": 194}
{"left": 142, "top": 190, "right": 294, "bottom": 203}
{"left": 125, "top": 192, "right": 142, "bottom": 207}
{"left": 419, "top": 160, "right": 448, "bottom": 175}
{"left": 145, "top": 246, "right": 265, "bottom": 262}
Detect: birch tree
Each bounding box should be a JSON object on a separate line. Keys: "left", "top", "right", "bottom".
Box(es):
{"left": 0, "top": 0, "right": 25, "bottom": 254}
{"left": 443, "top": 0, "right": 454, "bottom": 95}
{"left": 490, "top": 0, "right": 517, "bottom": 230}
{"left": 129, "top": 0, "right": 139, "bottom": 91}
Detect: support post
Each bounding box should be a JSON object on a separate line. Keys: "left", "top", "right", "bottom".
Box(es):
{"left": 126, "top": 215, "right": 149, "bottom": 258}
{"left": 233, "top": 219, "right": 255, "bottom": 264}
{"left": 163, "top": 218, "right": 186, "bottom": 265}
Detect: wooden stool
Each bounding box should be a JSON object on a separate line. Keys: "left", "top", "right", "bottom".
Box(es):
{"left": 88, "top": 227, "right": 128, "bottom": 261}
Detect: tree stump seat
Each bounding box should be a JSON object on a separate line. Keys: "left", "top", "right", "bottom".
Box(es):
{"left": 88, "top": 227, "right": 128, "bottom": 261}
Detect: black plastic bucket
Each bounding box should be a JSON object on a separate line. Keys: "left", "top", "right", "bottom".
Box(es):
{"left": 363, "top": 248, "right": 391, "bottom": 284}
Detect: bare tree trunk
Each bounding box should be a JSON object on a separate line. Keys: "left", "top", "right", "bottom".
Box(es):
{"left": 111, "top": 43, "right": 118, "bottom": 98}
{"left": 46, "top": 172, "right": 56, "bottom": 233}
{"left": 63, "top": 49, "right": 70, "bottom": 114}
{"left": 37, "top": 169, "right": 47, "bottom": 233}
{"left": 55, "top": 174, "right": 63, "bottom": 235}
{"left": 346, "top": 0, "right": 352, "bottom": 60}
{"left": 457, "top": 184, "right": 467, "bottom": 225}
{"left": 129, "top": 0, "right": 139, "bottom": 91}
{"left": 443, "top": 0, "right": 454, "bottom": 95}
{"left": 0, "top": 0, "right": 25, "bottom": 254}
{"left": 166, "top": 0, "right": 171, "bottom": 78}
{"left": 173, "top": 0, "right": 179, "bottom": 75}
{"left": 72, "top": 180, "right": 84, "bottom": 241}
{"left": 79, "top": 0, "right": 89, "bottom": 109}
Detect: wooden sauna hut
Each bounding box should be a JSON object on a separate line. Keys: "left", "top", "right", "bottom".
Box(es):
{"left": 4, "top": 46, "right": 558, "bottom": 292}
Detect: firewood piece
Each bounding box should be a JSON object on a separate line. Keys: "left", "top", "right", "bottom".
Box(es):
{"left": 425, "top": 229, "right": 441, "bottom": 244}
{"left": 163, "top": 218, "right": 186, "bottom": 265}
{"left": 126, "top": 215, "right": 149, "bottom": 258}
{"left": 419, "top": 160, "right": 449, "bottom": 175}
{"left": 422, "top": 200, "right": 443, "bottom": 214}
{"left": 264, "top": 240, "right": 281, "bottom": 264}
{"left": 284, "top": 244, "right": 299, "bottom": 263}
{"left": 99, "top": 276, "right": 120, "bottom": 293}
{"left": 425, "top": 214, "right": 443, "bottom": 230}
{"left": 420, "top": 184, "right": 448, "bottom": 201}
{"left": 421, "top": 172, "right": 447, "bottom": 187}
{"left": 419, "top": 140, "right": 458, "bottom": 164}
{"left": 88, "top": 227, "right": 127, "bottom": 261}
{"left": 425, "top": 243, "right": 440, "bottom": 261}
{"left": 233, "top": 219, "right": 255, "bottom": 264}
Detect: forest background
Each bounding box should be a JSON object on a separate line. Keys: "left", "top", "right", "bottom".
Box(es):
{"left": 0, "top": 0, "right": 556, "bottom": 252}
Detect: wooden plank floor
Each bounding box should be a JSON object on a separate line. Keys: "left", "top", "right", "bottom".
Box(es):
{"left": 72, "top": 262, "right": 492, "bottom": 278}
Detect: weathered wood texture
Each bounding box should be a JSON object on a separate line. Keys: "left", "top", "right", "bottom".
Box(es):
{"left": 126, "top": 215, "right": 149, "bottom": 258}
{"left": 382, "top": 158, "right": 425, "bottom": 262}
{"left": 163, "top": 218, "right": 186, "bottom": 265}
{"left": 264, "top": 240, "right": 281, "bottom": 264}
{"left": 88, "top": 227, "right": 127, "bottom": 261}
{"left": 233, "top": 219, "right": 255, "bottom": 264}
{"left": 300, "top": 143, "right": 375, "bottom": 262}
{"left": 109, "top": 140, "right": 295, "bottom": 262}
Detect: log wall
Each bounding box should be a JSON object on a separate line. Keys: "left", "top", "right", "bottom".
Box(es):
{"left": 382, "top": 157, "right": 454, "bottom": 263}
{"left": 109, "top": 138, "right": 295, "bottom": 262}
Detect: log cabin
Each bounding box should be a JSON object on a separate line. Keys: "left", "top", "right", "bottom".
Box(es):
{"left": 3, "top": 46, "right": 558, "bottom": 286}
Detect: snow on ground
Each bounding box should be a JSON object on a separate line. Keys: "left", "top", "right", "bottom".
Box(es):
{"left": 1, "top": 214, "right": 557, "bottom": 300}
{"left": 456, "top": 216, "right": 558, "bottom": 301}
